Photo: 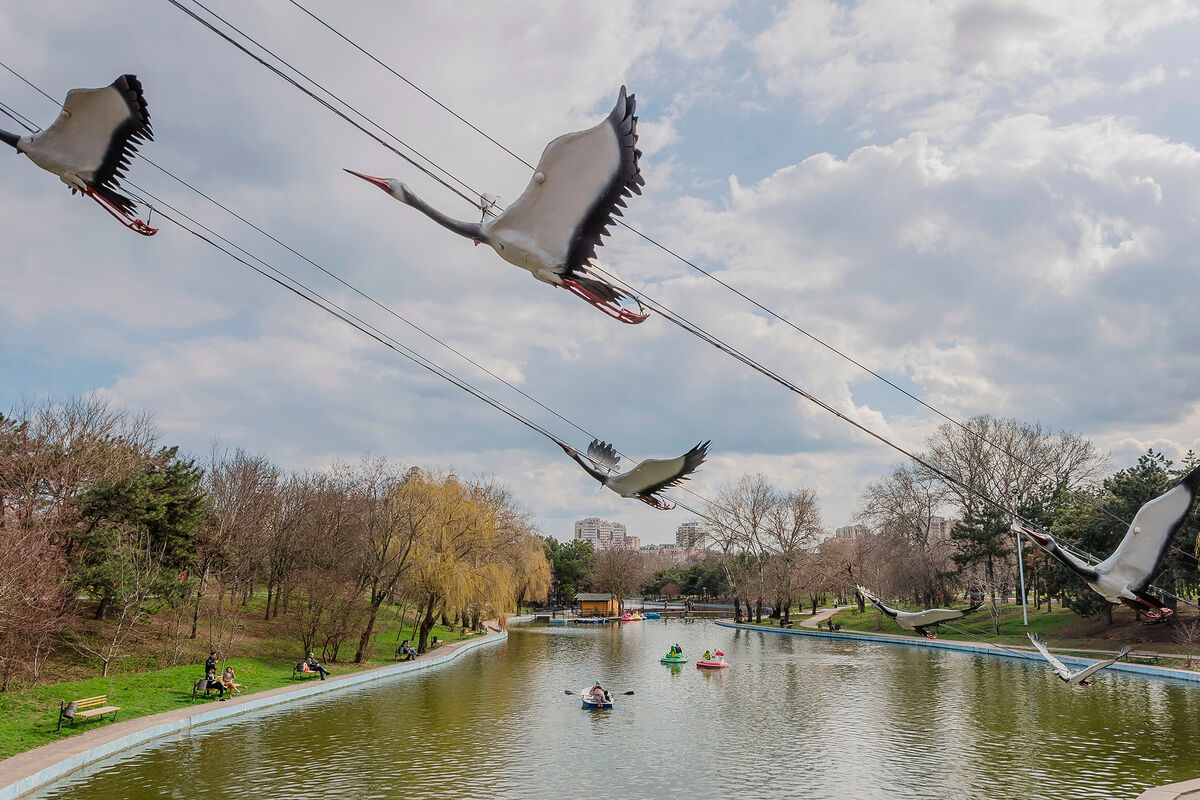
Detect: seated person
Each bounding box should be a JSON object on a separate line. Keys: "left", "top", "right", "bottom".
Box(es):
{"left": 703, "top": 649, "right": 713, "bottom": 661}
{"left": 589, "top": 683, "right": 608, "bottom": 704}
{"left": 221, "top": 666, "right": 239, "bottom": 695}
{"left": 305, "top": 652, "right": 330, "bottom": 680}
{"left": 205, "top": 668, "right": 226, "bottom": 699}
{"left": 398, "top": 640, "right": 417, "bottom": 661}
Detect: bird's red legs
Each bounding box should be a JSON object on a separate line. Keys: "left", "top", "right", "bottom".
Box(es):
{"left": 560, "top": 279, "right": 649, "bottom": 324}
{"left": 84, "top": 187, "right": 158, "bottom": 236}
{"left": 637, "top": 495, "right": 676, "bottom": 511}
{"left": 1119, "top": 596, "right": 1173, "bottom": 622}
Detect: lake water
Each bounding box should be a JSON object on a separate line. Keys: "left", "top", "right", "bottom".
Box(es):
{"left": 28, "top": 620, "right": 1200, "bottom": 799}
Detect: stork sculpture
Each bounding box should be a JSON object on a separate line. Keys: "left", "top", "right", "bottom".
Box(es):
{"left": 347, "top": 86, "right": 647, "bottom": 323}
{"left": 856, "top": 586, "right": 984, "bottom": 639}
{"left": 561, "top": 439, "right": 709, "bottom": 510}
{"left": 1, "top": 75, "right": 156, "bottom": 235}
{"left": 1027, "top": 633, "right": 1130, "bottom": 687}
{"left": 1016, "top": 464, "right": 1200, "bottom": 623}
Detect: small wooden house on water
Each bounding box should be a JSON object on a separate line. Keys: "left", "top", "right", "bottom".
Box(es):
{"left": 575, "top": 592, "right": 619, "bottom": 617}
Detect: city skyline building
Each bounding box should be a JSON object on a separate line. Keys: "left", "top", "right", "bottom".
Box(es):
{"left": 573, "top": 517, "right": 628, "bottom": 550}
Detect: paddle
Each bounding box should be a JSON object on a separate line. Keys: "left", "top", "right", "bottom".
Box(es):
{"left": 563, "top": 689, "right": 635, "bottom": 696}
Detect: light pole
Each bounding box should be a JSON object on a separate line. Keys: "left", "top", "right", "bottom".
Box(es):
{"left": 1012, "top": 489, "right": 1029, "bottom": 626}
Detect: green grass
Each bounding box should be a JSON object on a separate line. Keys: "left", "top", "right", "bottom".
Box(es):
{"left": 0, "top": 620, "right": 481, "bottom": 760}
{"left": 826, "top": 604, "right": 1078, "bottom": 645}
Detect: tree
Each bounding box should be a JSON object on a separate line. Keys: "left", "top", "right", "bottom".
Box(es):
{"left": 591, "top": 547, "right": 644, "bottom": 612}
{"left": 707, "top": 475, "right": 776, "bottom": 623}
{"left": 350, "top": 459, "right": 426, "bottom": 663}
{"left": 74, "top": 446, "right": 207, "bottom": 621}
{"left": 543, "top": 537, "right": 595, "bottom": 604}
{"left": 1049, "top": 450, "right": 1200, "bottom": 622}
{"left": 764, "top": 488, "right": 824, "bottom": 623}
{"left": 950, "top": 504, "right": 1011, "bottom": 630}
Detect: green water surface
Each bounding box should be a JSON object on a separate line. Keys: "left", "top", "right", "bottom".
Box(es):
{"left": 27, "top": 620, "right": 1200, "bottom": 800}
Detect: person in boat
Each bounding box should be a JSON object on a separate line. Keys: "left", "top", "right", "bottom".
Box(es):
{"left": 703, "top": 649, "right": 713, "bottom": 661}
{"left": 589, "top": 683, "right": 608, "bottom": 704}
{"left": 671, "top": 643, "right": 683, "bottom": 656}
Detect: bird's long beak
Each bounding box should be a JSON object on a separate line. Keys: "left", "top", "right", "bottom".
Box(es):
{"left": 344, "top": 169, "right": 391, "bottom": 192}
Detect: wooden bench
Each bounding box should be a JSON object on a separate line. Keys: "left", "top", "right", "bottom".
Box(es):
{"left": 192, "top": 676, "right": 242, "bottom": 699}
{"left": 1126, "top": 650, "right": 1160, "bottom": 665}
{"left": 58, "top": 695, "right": 120, "bottom": 731}
{"left": 292, "top": 663, "right": 323, "bottom": 681}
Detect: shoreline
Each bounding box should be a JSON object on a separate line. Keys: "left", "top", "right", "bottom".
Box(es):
{"left": 715, "top": 619, "right": 1200, "bottom": 684}
{"left": 0, "top": 626, "right": 512, "bottom": 800}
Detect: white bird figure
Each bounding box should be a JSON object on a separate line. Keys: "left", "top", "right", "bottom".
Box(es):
{"left": 346, "top": 86, "right": 647, "bottom": 323}
{"left": 1027, "top": 633, "right": 1130, "bottom": 687}
{"left": 1017, "top": 464, "right": 1200, "bottom": 623}
{"left": 1, "top": 75, "right": 156, "bottom": 235}
{"left": 561, "top": 439, "right": 709, "bottom": 511}
{"left": 856, "top": 586, "right": 984, "bottom": 639}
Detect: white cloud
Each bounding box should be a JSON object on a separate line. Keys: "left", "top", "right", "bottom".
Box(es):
{"left": 3, "top": 1, "right": 1199, "bottom": 544}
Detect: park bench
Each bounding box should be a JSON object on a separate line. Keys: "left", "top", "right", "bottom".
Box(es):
{"left": 1125, "top": 650, "right": 1160, "bottom": 665}
{"left": 58, "top": 695, "right": 120, "bottom": 731}
{"left": 192, "top": 676, "right": 242, "bottom": 699}
{"left": 292, "top": 662, "right": 325, "bottom": 681}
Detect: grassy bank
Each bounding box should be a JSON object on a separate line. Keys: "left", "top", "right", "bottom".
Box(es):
{"left": 734, "top": 602, "right": 1200, "bottom": 659}
{"left": 0, "top": 597, "right": 482, "bottom": 760}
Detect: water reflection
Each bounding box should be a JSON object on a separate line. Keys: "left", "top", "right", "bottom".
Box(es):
{"left": 28, "top": 621, "right": 1198, "bottom": 800}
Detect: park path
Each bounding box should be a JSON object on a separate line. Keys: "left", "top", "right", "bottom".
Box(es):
{"left": 800, "top": 606, "right": 849, "bottom": 629}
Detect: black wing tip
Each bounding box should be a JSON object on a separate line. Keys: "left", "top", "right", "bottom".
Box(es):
{"left": 565, "top": 86, "right": 644, "bottom": 275}
{"left": 1181, "top": 463, "right": 1200, "bottom": 492}
{"left": 111, "top": 73, "right": 153, "bottom": 137}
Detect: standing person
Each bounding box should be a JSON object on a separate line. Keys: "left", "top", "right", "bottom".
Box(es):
{"left": 305, "top": 652, "right": 330, "bottom": 680}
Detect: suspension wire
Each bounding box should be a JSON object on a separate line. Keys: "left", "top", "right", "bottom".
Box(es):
{"left": 0, "top": 99, "right": 36, "bottom": 132}
{"left": 158, "top": 5, "right": 1040, "bottom": 526}
{"left": 0, "top": 61, "right": 57, "bottom": 103}
{"left": 265, "top": 7, "right": 1157, "bottom": 536}
{"left": 163, "top": 0, "right": 485, "bottom": 211}
{"left": 285, "top": 0, "right": 537, "bottom": 172}
{"left": 5, "top": 52, "right": 1195, "bottom": 610}
{"left": 126, "top": 182, "right": 574, "bottom": 451}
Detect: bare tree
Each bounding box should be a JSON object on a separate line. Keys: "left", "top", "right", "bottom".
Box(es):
{"left": 765, "top": 488, "right": 824, "bottom": 623}
{"left": 707, "top": 474, "right": 776, "bottom": 622}
{"left": 591, "top": 547, "right": 645, "bottom": 612}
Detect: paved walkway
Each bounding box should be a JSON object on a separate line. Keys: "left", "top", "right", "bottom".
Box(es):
{"left": 0, "top": 629, "right": 503, "bottom": 799}
{"left": 800, "top": 606, "right": 850, "bottom": 629}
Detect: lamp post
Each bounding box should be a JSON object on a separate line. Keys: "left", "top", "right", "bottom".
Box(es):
{"left": 1012, "top": 489, "right": 1029, "bottom": 626}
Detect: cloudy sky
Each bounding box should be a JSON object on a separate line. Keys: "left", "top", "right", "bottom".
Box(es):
{"left": 2, "top": 1, "right": 1198, "bottom": 544}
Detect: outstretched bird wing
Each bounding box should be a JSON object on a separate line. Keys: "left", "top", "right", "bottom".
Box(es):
{"left": 1070, "top": 646, "right": 1132, "bottom": 684}
{"left": 587, "top": 440, "right": 620, "bottom": 473}
{"left": 1095, "top": 465, "right": 1200, "bottom": 591}
{"left": 608, "top": 441, "right": 709, "bottom": 500}
{"left": 897, "top": 601, "right": 985, "bottom": 627}
{"left": 488, "top": 86, "right": 642, "bottom": 286}
{"left": 1028, "top": 633, "right": 1072, "bottom": 681}
{"left": 27, "top": 75, "right": 152, "bottom": 215}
